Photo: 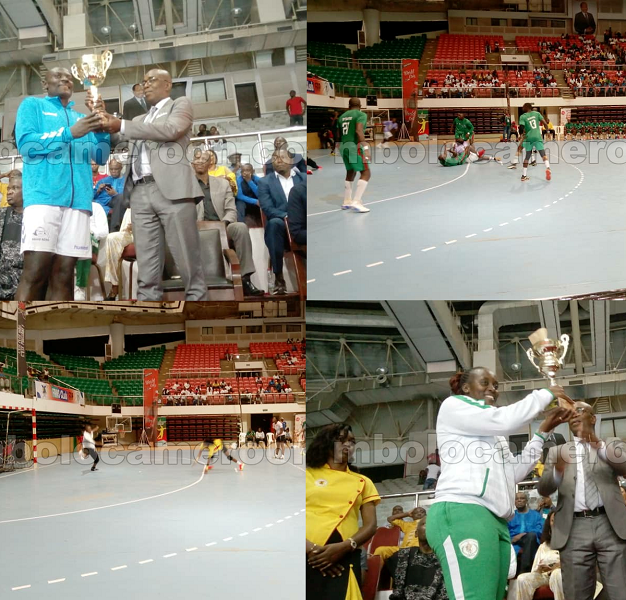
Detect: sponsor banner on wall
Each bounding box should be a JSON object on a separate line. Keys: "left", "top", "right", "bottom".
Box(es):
{"left": 307, "top": 76, "right": 335, "bottom": 97}
{"left": 17, "top": 302, "right": 26, "bottom": 377}
{"left": 295, "top": 413, "right": 306, "bottom": 444}
{"left": 416, "top": 109, "right": 429, "bottom": 137}
{"left": 35, "top": 381, "right": 85, "bottom": 405}
{"left": 402, "top": 59, "right": 420, "bottom": 127}
{"left": 560, "top": 108, "right": 571, "bottom": 126}
{"left": 156, "top": 416, "right": 167, "bottom": 446}
{"left": 143, "top": 369, "right": 159, "bottom": 445}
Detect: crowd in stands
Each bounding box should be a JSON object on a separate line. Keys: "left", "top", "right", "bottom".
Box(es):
{"left": 84, "top": 132, "right": 307, "bottom": 300}
{"left": 161, "top": 374, "right": 296, "bottom": 406}
{"left": 423, "top": 67, "right": 558, "bottom": 99}
{"left": 565, "top": 120, "right": 626, "bottom": 138}
{"left": 565, "top": 65, "right": 626, "bottom": 96}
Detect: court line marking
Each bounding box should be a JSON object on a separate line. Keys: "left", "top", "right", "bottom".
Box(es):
{"left": 186, "top": 547, "right": 198, "bottom": 552}
{"left": 139, "top": 559, "right": 154, "bottom": 564}
{"left": 111, "top": 565, "right": 127, "bottom": 570}
{"left": 81, "top": 572, "right": 97, "bottom": 578}
{"left": 48, "top": 579, "right": 65, "bottom": 584}
{"left": 0, "top": 470, "right": 205, "bottom": 524}
{"left": 12, "top": 585, "right": 31, "bottom": 591}
{"left": 205, "top": 542, "right": 217, "bottom": 547}
{"left": 163, "top": 554, "right": 177, "bottom": 559}
{"left": 0, "top": 461, "right": 61, "bottom": 479}
{"left": 308, "top": 162, "right": 471, "bottom": 217}
{"left": 223, "top": 537, "right": 233, "bottom": 541}
{"left": 366, "top": 262, "right": 383, "bottom": 268}
{"left": 397, "top": 253, "right": 413, "bottom": 258}
{"left": 333, "top": 270, "right": 351, "bottom": 277}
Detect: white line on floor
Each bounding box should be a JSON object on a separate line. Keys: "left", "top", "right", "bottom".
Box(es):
{"left": 333, "top": 270, "right": 351, "bottom": 277}
{"left": 553, "top": 201, "right": 557, "bottom": 204}
{"left": 163, "top": 553, "right": 177, "bottom": 558}
{"left": 277, "top": 519, "right": 284, "bottom": 523}
{"left": 499, "top": 223, "right": 509, "bottom": 227}
{"left": 421, "top": 248, "right": 435, "bottom": 253}
{"left": 513, "top": 218, "right": 522, "bottom": 221}
{"left": 139, "top": 559, "right": 154, "bottom": 564}
{"left": 205, "top": 542, "right": 217, "bottom": 547}
{"left": 308, "top": 162, "right": 471, "bottom": 217}
{"left": 306, "top": 279, "right": 315, "bottom": 284}
{"left": 111, "top": 565, "right": 127, "bottom": 571}
{"left": 366, "top": 261, "right": 384, "bottom": 268}
{"left": 186, "top": 547, "right": 198, "bottom": 552}
{"left": 544, "top": 205, "right": 550, "bottom": 208}
{"left": 0, "top": 470, "right": 205, "bottom": 525}
{"left": 293, "top": 512, "right": 300, "bottom": 516}
{"left": 465, "top": 233, "right": 477, "bottom": 238}
{"left": 285, "top": 516, "right": 292, "bottom": 519}
{"left": 265, "top": 524, "right": 274, "bottom": 528}
{"left": 239, "top": 532, "right": 249, "bottom": 536}
{"left": 223, "top": 537, "right": 233, "bottom": 542}
{"left": 253, "top": 527, "right": 263, "bottom": 532}
{"left": 536, "top": 209, "right": 542, "bottom": 212}
{"left": 397, "top": 253, "right": 413, "bottom": 258}
{"left": 48, "top": 579, "right": 65, "bottom": 584}
{"left": 12, "top": 585, "right": 31, "bottom": 591}
{"left": 483, "top": 228, "right": 493, "bottom": 232}
{"left": 525, "top": 213, "right": 533, "bottom": 216}
{"left": 0, "top": 461, "right": 60, "bottom": 479}
{"left": 81, "top": 572, "right": 97, "bottom": 578}
{"left": 559, "top": 198, "right": 564, "bottom": 200}
{"left": 445, "top": 240, "right": 457, "bottom": 245}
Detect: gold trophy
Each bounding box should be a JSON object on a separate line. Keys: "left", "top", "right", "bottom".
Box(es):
{"left": 70, "top": 50, "right": 113, "bottom": 111}
{"left": 526, "top": 328, "right": 572, "bottom": 407}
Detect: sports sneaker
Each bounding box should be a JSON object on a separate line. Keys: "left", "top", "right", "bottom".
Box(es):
{"left": 546, "top": 169, "right": 551, "bottom": 181}
{"left": 507, "top": 164, "right": 517, "bottom": 169}
{"left": 351, "top": 203, "right": 371, "bottom": 213}
{"left": 530, "top": 161, "right": 537, "bottom": 167}
{"left": 330, "top": 152, "right": 336, "bottom": 156}
{"left": 306, "top": 170, "right": 313, "bottom": 175}
{"left": 521, "top": 175, "right": 530, "bottom": 182}
{"left": 237, "top": 462, "right": 244, "bottom": 471}
{"left": 341, "top": 202, "right": 352, "bottom": 210}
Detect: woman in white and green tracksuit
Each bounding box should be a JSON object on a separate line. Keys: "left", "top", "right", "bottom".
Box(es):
{"left": 426, "top": 367, "right": 575, "bottom": 600}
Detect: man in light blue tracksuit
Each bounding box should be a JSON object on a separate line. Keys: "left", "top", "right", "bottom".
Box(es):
{"left": 15, "top": 67, "right": 110, "bottom": 300}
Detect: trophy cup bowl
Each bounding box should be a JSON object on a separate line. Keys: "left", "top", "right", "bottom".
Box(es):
{"left": 70, "top": 50, "right": 113, "bottom": 111}
{"left": 526, "top": 328, "right": 573, "bottom": 408}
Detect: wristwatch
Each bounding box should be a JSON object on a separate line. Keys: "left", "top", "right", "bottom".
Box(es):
{"left": 346, "top": 537, "right": 358, "bottom": 550}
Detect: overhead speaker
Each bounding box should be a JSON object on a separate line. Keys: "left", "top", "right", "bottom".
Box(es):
{"left": 366, "top": 95, "right": 377, "bottom": 106}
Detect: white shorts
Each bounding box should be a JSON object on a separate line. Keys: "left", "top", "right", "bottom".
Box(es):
{"left": 383, "top": 131, "right": 393, "bottom": 140}
{"left": 21, "top": 205, "right": 91, "bottom": 258}
{"left": 468, "top": 152, "right": 479, "bottom": 163}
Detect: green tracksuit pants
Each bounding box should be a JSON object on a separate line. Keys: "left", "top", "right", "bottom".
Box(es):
{"left": 426, "top": 502, "right": 512, "bottom": 600}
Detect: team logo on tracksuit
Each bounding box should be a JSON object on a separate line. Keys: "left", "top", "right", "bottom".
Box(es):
{"left": 458, "top": 539, "right": 479, "bottom": 559}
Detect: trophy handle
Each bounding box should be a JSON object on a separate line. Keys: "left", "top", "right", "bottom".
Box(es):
{"left": 101, "top": 50, "right": 113, "bottom": 71}
{"left": 526, "top": 348, "right": 541, "bottom": 375}
{"left": 70, "top": 64, "right": 82, "bottom": 83}
{"left": 558, "top": 334, "right": 570, "bottom": 365}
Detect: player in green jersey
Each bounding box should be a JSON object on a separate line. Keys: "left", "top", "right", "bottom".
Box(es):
{"left": 451, "top": 112, "right": 474, "bottom": 147}
{"left": 339, "top": 97, "right": 371, "bottom": 213}
{"left": 517, "top": 103, "right": 551, "bottom": 182}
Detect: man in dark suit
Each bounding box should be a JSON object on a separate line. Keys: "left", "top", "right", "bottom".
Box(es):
{"left": 122, "top": 84, "right": 148, "bottom": 121}
{"left": 258, "top": 147, "right": 306, "bottom": 295}
{"left": 287, "top": 183, "right": 306, "bottom": 246}
{"left": 538, "top": 401, "right": 626, "bottom": 600}
{"left": 264, "top": 136, "right": 307, "bottom": 175}
{"left": 574, "top": 2, "right": 596, "bottom": 35}
{"left": 99, "top": 69, "right": 207, "bottom": 300}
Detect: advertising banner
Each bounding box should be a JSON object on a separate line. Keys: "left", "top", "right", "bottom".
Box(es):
{"left": 156, "top": 416, "right": 167, "bottom": 446}
{"left": 35, "top": 381, "right": 85, "bottom": 405}
{"left": 416, "top": 109, "right": 429, "bottom": 137}
{"left": 17, "top": 302, "right": 26, "bottom": 377}
{"left": 143, "top": 369, "right": 159, "bottom": 445}
{"left": 307, "top": 76, "right": 335, "bottom": 97}
{"left": 402, "top": 59, "right": 420, "bottom": 127}
{"left": 295, "top": 413, "right": 306, "bottom": 445}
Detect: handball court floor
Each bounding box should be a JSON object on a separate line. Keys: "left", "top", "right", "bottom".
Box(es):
{"left": 0, "top": 446, "right": 304, "bottom": 599}
{"left": 307, "top": 140, "right": 626, "bottom": 300}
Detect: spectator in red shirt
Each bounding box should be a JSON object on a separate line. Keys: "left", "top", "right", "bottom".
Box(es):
{"left": 286, "top": 90, "right": 306, "bottom": 126}
{"left": 91, "top": 160, "right": 107, "bottom": 185}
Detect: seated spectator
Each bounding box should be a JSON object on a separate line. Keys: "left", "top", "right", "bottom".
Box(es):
{"left": 388, "top": 516, "right": 448, "bottom": 600}
{"left": 92, "top": 160, "right": 106, "bottom": 185}
{"left": 93, "top": 159, "right": 124, "bottom": 215}
{"left": 284, "top": 384, "right": 292, "bottom": 393}
{"left": 264, "top": 137, "right": 307, "bottom": 175}
{"left": 228, "top": 153, "right": 242, "bottom": 176}
{"left": 74, "top": 200, "right": 109, "bottom": 300}
{"left": 509, "top": 492, "right": 544, "bottom": 575}
{"left": 192, "top": 151, "right": 264, "bottom": 297}
{"left": 255, "top": 427, "right": 266, "bottom": 447}
{"left": 208, "top": 126, "right": 227, "bottom": 145}
{"left": 104, "top": 208, "right": 133, "bottom": 300}
{"left": 198, "top": 148, "right": 238, "bottom": 196}
{"left": 287, "top": 182, "right": 306, "bottom": 246}
{"left": 259, "top": 147, "right": 307, "bottom": 295}
{"left": 0, "top": 170, "right": 24, "bottom": 300}
{"left": 423, "top": 459, "right": 441, "bottom": 490}
{"left": 196, "top": 124, "right": 209, "bottom": 137}
{"left": 374, "top": 507, "right": 426, "bottom": 562}
{"left": 236, "top": 163, "right": 262, "bottom": 224}
{"left": 245, "top": 429, "right": 255, "bottom": 445}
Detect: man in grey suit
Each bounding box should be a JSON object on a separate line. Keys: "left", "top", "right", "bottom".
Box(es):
{"left": 538, "top": 401, "right": 626, "bottom": 600}
{"left": 122, "top": 84, "right": 148, "bottom": 121}
{"left": 99, "top": 69, "right": 207, "bottom": 300}
{"left": 191, "top": 150, "right": 264, "bottom": 297}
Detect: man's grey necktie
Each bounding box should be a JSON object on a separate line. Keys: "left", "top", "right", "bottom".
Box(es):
{"left": 135, "top": 106, "right": 158, "bottom": 179}
{"left": 582, "top": 443, "right": 600, "bottom": 510}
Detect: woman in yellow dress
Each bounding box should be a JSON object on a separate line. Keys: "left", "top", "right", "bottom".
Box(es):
{"left": 306, "top": 424, "right": 380, "bottom": 599}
